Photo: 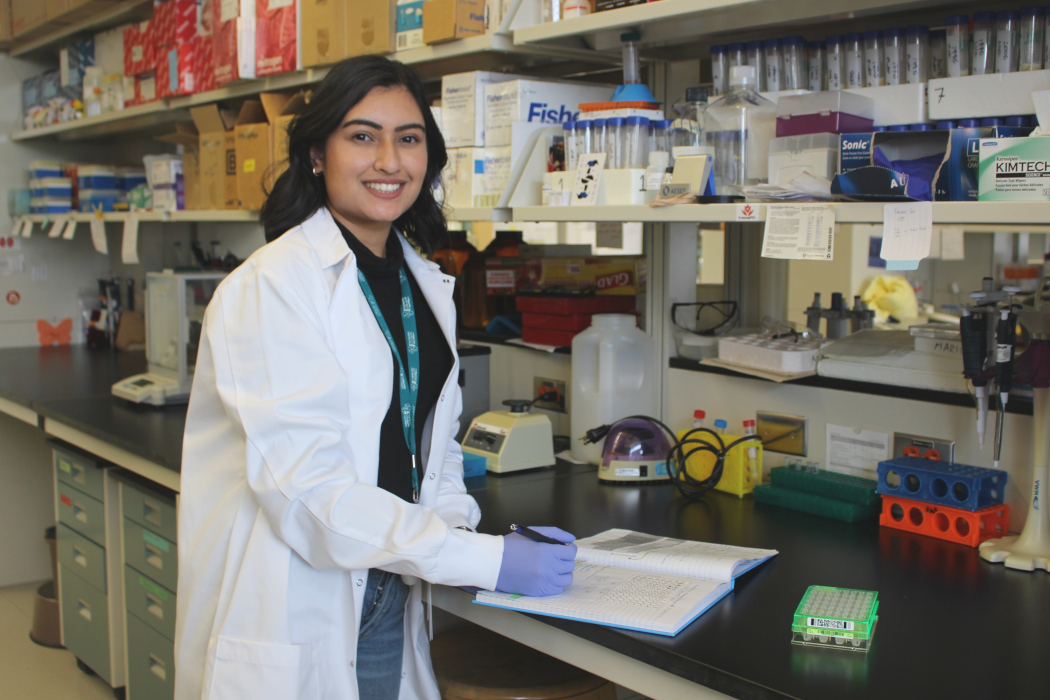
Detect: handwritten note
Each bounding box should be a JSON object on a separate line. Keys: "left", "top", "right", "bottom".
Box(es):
{"left": 880, "top": 202, "right": 933, "bottom": 261}
{"left": 90, "top": 215, "right": 107, "bottom": 255}
{"left": 121, "top": 215, "right": 140, "bottom": 264}
{"left": 62, "top": 219, "right": 77, "bottom": 240}
{"left": 596, "top": 221, "right": 624, "bottom": 249}
{"left": 571, "top": 152, "right": 606, "bottom": 206}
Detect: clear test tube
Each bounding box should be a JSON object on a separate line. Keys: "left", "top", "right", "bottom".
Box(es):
{"left": 945, "top": 15, "right": 969, "bottom": 77}
{"left": 746, "top": 40, "right": 766, "bottom": 91}
{"left": 844, "top": 33, "right": 864, "bottom": 88}
{"left": 808, "top": 41, "right": 826, "bottom": 91}
{"left": 592, "top": 118, "right": 607, "bottom": 162}
{"left": 996, "top": 10, "right": 1020, "bottom": 73}
{"left": 576, "top": 119, "right": 593, "bottom": 157}
{"left": 710, "top": 45, "right": 729, "bottom": 96}
{"left": 693, "top": 410, "right": 706, "bottom": 429}
{"left": 972, "top": 11, "right": 996, "bottom": 75}
{"left": 826, "top": 35, "right": 844, "bottom": 89}
{"left": 763, "top": 38, "right": 782, "bottom": 91}
{"left": 782, "top": 36, "right": 807, "bottom": 90}
{"left": 1020, "top": 6, "right": 1045, "bottom": 71}
{"left": 604, "top": 117, "right": 624, "bottom": 169}
{"left": 863, "top": 30, "right": 884, "bottom": 86}
{"left": 904, "top": 25, "right": 930, "bottom": 83}
{"left": 650, "top": 119, "right": 671, "bottom": 156}
{"left": 563, "top": 120, "right": 578, "bottom": 172}
{"left": 714, "top": 419, "right": 727, "bottom": 435}
{"left": 929, "top": 29, "right": 947, "bottom": 79}
{"left": 727, "top": 42, "right": 746, "bottom": 70}
{"left": 624, "top": 116, "right": 650, "bottom": 168}
{"left": 883, "top": 28, "right": 903, "bottom": 85}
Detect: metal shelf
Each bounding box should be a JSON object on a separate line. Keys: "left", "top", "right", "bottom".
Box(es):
{"left": 2, "top": 0, "right": 152, "bottom": 58}
{"left": 19, "top": 210, "right": 259, "bottom": 224}
{"left": 446, "top": 207, "right": 512, "bottom": 222}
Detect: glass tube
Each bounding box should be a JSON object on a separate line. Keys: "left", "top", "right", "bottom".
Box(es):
{"left": 727, "top": 42, "right": 746, "bottom": 70}
{"left": 883, "top": 28, "right": 903, "bottom": 85}
{"left": 996, "top": 10, "right": 1020, "bottom": 73}
{"left": 604, "top": 118, "right": 624, "bottom": 169}
{"left": 746, "top": 40, "right": 766, "bottom": 91}
{"left": 563, "top": 120, "right": 577, "bottom": 172}
{"left": 808, "top": 41, "right": 826, "bottom": 91}
{"left": 904, "top": 25, "right": 930, "bottom": 83}
{"left": 592, "top": 118, "right": 607, "bottom": 163}
{"left": 863, "top": 30, "right": 884, "bottom": 87}
{"left": 576, "top": 119, "right": 593, "bottom": 158}
{"left": 844, "top": 33, "right": 864, "bottom": 88}
{"left": 763, "top": 38, "right": 782, "bottom": 91}
{"left": 945, "top": 15, "right": 969, "bottom": 77}
{"left": 710, "top": 45, "right": 729, "bottom": 96}
{"left": 972, "top": 12, "right": 996, "bottom": 75}
{"left": 782, "top": 36, "right": 807, "bottom": 90}
{"left": 1020, "top": 6, "right": 1044, "bottom": 71}
{"left": 826, "top": 35, "right": 844, "bottom": 89}
{"left": 929, "top": 29, "right": 946, "bottom": 78}
{"left": 624, "top": 116, "right": 650, "bottom": 168}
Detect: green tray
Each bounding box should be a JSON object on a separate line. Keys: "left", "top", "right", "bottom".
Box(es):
{"left": 769, "top": 467, "right": 879, "bottom": 507}
{"left": 754, "top": 484, "right": 880, "bottom": 522}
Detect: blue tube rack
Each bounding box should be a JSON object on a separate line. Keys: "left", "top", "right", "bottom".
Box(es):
{"left": 876, "top": 457, "right": 1007, "bottom": 511}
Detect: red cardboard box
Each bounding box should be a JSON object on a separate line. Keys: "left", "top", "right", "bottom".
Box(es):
{"left": 213, "top": 0, "right": 255, "bottom": 84}
{"left": 156, "top": 40, "right": 200, "bottom": 97}
{"left": 127, "top": 71, "right": 158, "bottom": 106}
{"left": 154, "top": 0, "right": 200, "bottom": 47}
{"left": 124, "top": 21, "right": 155, "bottom": 77}
{"left": 194, "top": 33, "right": 216, "bottom": 93}
{"left": 256, "top": 0, "right": 297, "bottom": 76}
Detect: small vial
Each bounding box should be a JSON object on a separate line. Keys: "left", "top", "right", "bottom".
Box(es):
{"left": 562, "top": 120, "right": 578, "bottom": 172}
{"left": 910, "top": 123, "right": 933, "bottom": 131}
{"left": 996, "top": 10, "right": 1020, "bottom": 73}
{"left": 782, "top": 36, "right": 807, "bottom": 90}
{"left": 592, "top": 118, "right": 607, "bottom": 162}
{"left": 604, "top": 117, "right": 624, "bottom": 169}
{"left": 576, "top": 119, "right": 593, "bottom": 157}
{"left": 714, "top": 419, "right": 728, "bottom": 435}
{"left": 826, "top": 35, "right": 844, "bottom": 89}
{"left": 904, "top": 25, "right": 930, "bottom": 83}
{"left": 935, "top": 119, "right": 956, "bottom": 130}
{"left": 844, "top": 33, "right": 864, "bottom": 88}
{"left": 929, "top": 29, "right": 946, "bottom": 78}
{"left": 692, "top": 410, "right": 707, "bottom": 429}
{"left": 1020, "top": 6, "right": 1045, "bottom": 71}
{"left": 981, "top": 117, "right": 1004, "bottom": 127}
{"left": 746, "top": 40, "right": 766, "bottom": 91}
{"left": 743, "top": 419, "right": 760, "bottom": 486}
{"left": 945, "top": 15, "right": 969, "bottom": 77}
{"left": 883, "top": 28, "right": 903, "bottom": 85}
{"left": 972, "top": 11, "right": 996, "bottom": 75}
{"left": 888, "top": 124, "right": 910, "bottom": 132}
{"left": 957, "top": 118, "right": 979, "bottom": 128}
{"left": 808, "top": 41, "right": 826, "bottom": 91}
{"left": 763, "top": 38, "right": 782, "bottom": 91}
{"left": 710, "top": 45, "right": 729, "bottom": 96}
{"left": 624, "top": 116, "right": 650, "bottom": 168}
{"left": 863, "top": 30, "right": 884, "bottom": 86}
{"left": 650, "top": 119, "right": 671, "bottom": 156}
{"left": 727, "top": 42, "right": 746, "bottom": 70}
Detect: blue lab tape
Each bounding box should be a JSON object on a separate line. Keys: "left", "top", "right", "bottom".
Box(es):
{"left": 885, "top": 260, "right": 920, "bottom": 270}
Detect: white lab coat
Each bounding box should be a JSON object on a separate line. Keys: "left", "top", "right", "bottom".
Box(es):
{"left": 174, "top": 207, "right": 504, "bottom": 700}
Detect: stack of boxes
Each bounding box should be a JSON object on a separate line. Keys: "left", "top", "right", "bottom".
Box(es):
{"left": 77, "top": 165, "right": 120, "bottom": 212}
{"left": 122, "top": 21, "right": 157, "bottom": 106}
{"left": 28, "top": 161, "right": 73, "bottom": 214}
{"left": 256, "top": 0, "right": 299, "bottom": 76}
{"left": 213, "top": 0, "right": 256, "bottom": 83}
{"left": 153, "top": 0, "right": 211, "bottom": 98}
{"left": 517, "top": 294, "right": 636, "bottom": 347}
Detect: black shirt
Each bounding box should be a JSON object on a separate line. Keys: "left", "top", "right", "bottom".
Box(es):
{"left": 336, "top": 220, "right": 454, "bottom": 502}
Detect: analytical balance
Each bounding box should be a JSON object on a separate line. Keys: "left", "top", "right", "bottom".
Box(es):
{"left": 461, "top": 400, "right": 555, "bottom": 473}
{"left": 112, "top": 270, "right": 226, "bottom": 405}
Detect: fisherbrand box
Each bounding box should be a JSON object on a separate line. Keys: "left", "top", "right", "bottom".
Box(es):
{"left": 979, "top": 136, "right": 1050, "bottom": 201}
{"left": 483, "top": 79, "right": 613, "bottom": 147}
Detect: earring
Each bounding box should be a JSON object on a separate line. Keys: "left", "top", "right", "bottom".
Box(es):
{"left": 311, "top": 165, "right": 322, "bottom": 176}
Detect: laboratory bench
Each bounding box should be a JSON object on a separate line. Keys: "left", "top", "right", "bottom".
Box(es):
{"left": 2, "top": 344, "right": 1048, "bottom": 699}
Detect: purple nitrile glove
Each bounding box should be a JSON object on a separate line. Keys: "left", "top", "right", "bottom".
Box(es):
{"left": 495, "top": 526, "right": 577, "bottom": 597}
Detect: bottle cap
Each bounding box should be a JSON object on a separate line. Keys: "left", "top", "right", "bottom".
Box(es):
{"left": 888, "top": 125, "right": 909, "bottom": 132}
{"left": 762, "top": 37, "right": 781, "bottom": 48}
{"left": 825, "top": 35, "right": 843, "bottom": 45}
{"left": 729, "top": 64, "right": 758, "bottom": 87}
{"left": 714, "top": 419, "right": 728, "bottom": 430}
{"left": 710, "top": 44, "right": 727, "bottom": 54}
{"left": 944, "top": 15, "right": 968, "bottom": 26}
{"left": 862, "top": 30, "right": 882, "bottom": 40}
{"left": 995, "top": 10, "right": 1019, "bottom": 21}
{"left": 935, "top": 120, "right": 956, "bottom": 130}
{"left": 746, "top": 40, "right": 762, "bottom": 50}
{"left": 685, "top": 86, "right": 709, "bottom": 102}
{"left": 728, "top": 42, "right": 746, "bottom": 52}
{"left": 606, "top": 117, "right": 625, "bottom": 126}
{"left": 743, "top": 419, "right": 756, "bottom": 428}
{"left": 694, "top": 409, "right": 706, "bottom": 420}
{"left": 905, "top": 25, "right": 930, "bottom": 35}
{"left": 576, "top": 119, "right": 593, "bottom": 128}
{"left": 872, "top": 125, "right": 887, "bottom": 132}
{"left": 981, "top": 117, "right": 1004, "bottom": 127}
{"left": 973, "top": 11, "right": 995, "bottom": 23}
{"left": 625, "top": 116, "right": 650, "bottom": 125}
{"left": 884, "top": 27, "right": 903, "bottom": 38}
{"left": 1006, "top": 116, "right": 1026, "bottom": 126}
{"left": 1021, "top": 7, "right": 1044, "bottom": 18}
{"left": 592, "top": 118, "right": 606, "bottom": 128}
{"left": 910, "top": 123, "right": 933, "bottom": 131}
{"left": 844, "top": 32, "right": 862, "bottom": 42}
{"left": 562, "top": 120, "right": 576, "bottom": 130}
{"left": 957, "top": 118, "right": 979, "bottom": 127}
{"left": 808, "top": 40, "right": 826, "bottom": 50}
{"left": 783, "top": 35, "right": 806, "bottom": 46}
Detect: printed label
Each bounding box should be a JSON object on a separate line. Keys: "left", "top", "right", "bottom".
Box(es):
{"left": 143, "top": 529, "right": 171, "bottom": 553}
{"left": 485, "top": 269, "right": 516, "bottom": 289}
{"left": 139, "top": 576, "right": 169, "bottom": 600}
{"left": 58, "top": 459, "right": 72, "bottom": 473}
{"left": 243, "top": 158, "right": 256, "bottom": 173}
{"left": 471, "top": 421, "right": 508, "bottom": 436}
{"left": 735, "top": 203, "right": 760, "bottom": 221}
{"left": 807, "top": 617, "right": 854, "bottom": 630}
{"left": 614, "top": 468, "right": 641, "bottom": 477}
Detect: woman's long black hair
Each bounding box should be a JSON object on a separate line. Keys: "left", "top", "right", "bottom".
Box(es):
{"left": 260, "top": 55, "right": 447, "bottom": 251}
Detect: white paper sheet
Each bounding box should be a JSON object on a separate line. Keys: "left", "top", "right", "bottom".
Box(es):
{"left": 61, "top": 219, "right": 77, "bottom": 240}
{"left": 121, "top": 215, "right": 140, "bottom": 264}
{"left": 761, "top": 204, "right": 835, "bottom": 260}
{"left": 90, "top": 217, "right": 108, "bottom": 254}
{"left": 880, "top": 202, "right": 933, "bottom": 261}
{"left": 940, "top": 225, "right": 965, "bottom": 260}
{"left": 825, "top": 423, "right": 890, "bottom": 479}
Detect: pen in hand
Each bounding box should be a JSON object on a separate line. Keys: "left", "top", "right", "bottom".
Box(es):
{"left": 510, "top": 524, "right": 572, "bottom": 545}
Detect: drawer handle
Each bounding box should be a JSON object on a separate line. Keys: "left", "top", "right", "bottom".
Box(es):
{"left": 146, "top": 592, "right": 164, "bottom": 620}
{"left": 143, "top": 500, "right": 163, "bottom": 527}
{"left": 73, "top": 503, "right": 88, "bottom": 524}
{"left": 77, "top": 599, "right": 92, "bottom": 621}
{"left": 72, "top": 546, "right": 88, "bottom": 569}
{"left": 149, "top": 654, "right": 167, "bottom": 681}
{"left": 145, "top": 543, "right": 164, "bottom": 571}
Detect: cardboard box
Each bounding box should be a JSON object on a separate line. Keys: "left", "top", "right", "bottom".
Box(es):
{"left": 93, "top": 24, "right": 128, "bottom": 76}
{"left": 485, "top": 256, "right": 646, "bottom": 296}
{"left": 153, "top": 0, "right": 199, "bottom": 47}
{"left": 444, "top": 146, "right": 512, "bottom": 207}
{"left": 59, "top": 38, "right": 94, "bottom": 88}
{"left": 11, "top": 0, "right": 47, "bottom": 36}
{"left": 843, "top": 83, "right": 927, "bottom": 128}
{"left": 484, "top": 79, "right": 615, "bottom": 146}
{"left": 256, "top": 0, "right": 297, "bottom": 76}
{"left": 928, "top": 70, "right": 1050, "bottom": 121}
{"left": 156, "top": 123, "right": 201, "bottom": 209}
{"left": 191, "top": 104, "right": 239, "bottom": 209}
{"left": 423, "top": 0, "right": 484, "bottom": 44}
{"left": 46, "top": 0, "right": 68, "bottom": 22}
{"left": 235, "top": 94, "right": 292, "bottom": 210}
{"left": 441, "top": 70, "right": 527, "bottom": 148}
{"left": 1, "top": 0, "right": 12, "bottom": 43}
{"left": 213, "top": 0, "right": 255, "bottom": 83}
{"left": 271, "top": 92, "right": 308, "bottom": 182}
{"left": 300, "top": 0, "right": 394, "bottom": 67}
{"left": 396, "top": 0, "right": 423, "bottom": 51}
{"left": 194, "top": 31, "right": 216, "bottom": 92}
{"left": 347, "top": 0, "right": 395, "bottom": 56}
{"left": 978, "top": 136, "right": 1050, "bottom": 201}
{"left": 155, "top": 41, "right": 199, "bottom": 97}
{"left": 123, "top": 21, "right": 154, "bottom": 77}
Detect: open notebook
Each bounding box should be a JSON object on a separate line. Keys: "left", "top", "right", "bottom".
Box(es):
{"left": 475, "top": 529, "right": 778, "bottom": 636}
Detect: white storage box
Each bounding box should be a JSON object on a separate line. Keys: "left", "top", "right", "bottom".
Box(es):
{"left": 598, "top": 169, "right": 647, "bottom": 205}
{"left": 484, "top": 79, "right": 614, "bottom": 147}
{"left": 441, "top": 71, "right": 527, "bottom": 148}
{"left": 444, "top": 146, "right": 512, "bottom": 208}
{"left": 768, "top": 133, "right": 840, "bottom": 185}
{"left": 844, "top": 83, "right": 927, "bottom": 127}
{"left": 718, "top": 334, "right": 823, "bottom": 373}
{"left": 927, "top": 70, "right": 1050, "bottom": 120}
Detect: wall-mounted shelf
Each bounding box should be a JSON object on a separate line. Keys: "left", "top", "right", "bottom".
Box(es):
{"left": 446, "top": 207, "right": 512, "bottom": 223}
{"left": 1, "top": 0, "right": 152, "bottom": 58}
{"left": 18, "top": 210, "right": 259, "bottom": 224}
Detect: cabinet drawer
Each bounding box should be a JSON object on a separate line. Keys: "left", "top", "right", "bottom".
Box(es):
{"left": 57, "top": 482, "right": 105, "bottom": 546}
{"left": 54, "top": 448, "right": 105, "bottom": 501}
{"left": 124, "top": 519, "right": 178, "bottom": 592}
{"left": 122, "top": 482, "right": 177, "bottom": 544}
{"left": 59, "top": 565, "right": 112, "bottom": 685}
{"left": 126, "top": 611, "right": 175, "bottom": 700}
{"left": 124, "top": 566, "right": 176, "bottom": 642}
{"left": 57, "top": 524, "right": 107, "bottom": 593}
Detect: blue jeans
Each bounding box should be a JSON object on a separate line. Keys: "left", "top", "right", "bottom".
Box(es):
{"left": 357, "top": 569, "right": 410, "bottom": 700}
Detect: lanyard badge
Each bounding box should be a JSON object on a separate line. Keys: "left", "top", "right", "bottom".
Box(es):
{"left": 358, "top": 268, "right": 421, "bottom": 502}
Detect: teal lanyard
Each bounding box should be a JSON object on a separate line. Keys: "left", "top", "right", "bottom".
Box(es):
{"left": 358, "top": 268, "right": 421, "bottom": 503}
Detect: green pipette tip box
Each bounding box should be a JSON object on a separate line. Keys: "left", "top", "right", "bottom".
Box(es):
{"left": 791, "top": 586, "right": 879, "bottom": 652}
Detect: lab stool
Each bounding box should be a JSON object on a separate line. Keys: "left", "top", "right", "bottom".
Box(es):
{"left": 431, "top": 626, "right": 617, "bottom": 700}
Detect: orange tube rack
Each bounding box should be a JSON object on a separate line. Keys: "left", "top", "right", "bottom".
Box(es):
{"left": 879, "top": 494, "right": 1009, "bottom": 547}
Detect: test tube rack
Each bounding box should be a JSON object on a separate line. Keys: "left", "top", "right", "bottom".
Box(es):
{"left": 791, "top": 585, "right": 878, "bottom": 652}
{"left": 879, "top": 494, "right": 1009, "bottom": 548}
{"left": 674, "top": 430, "right": 761, "bottom": 497}
{"left": 876, "top": 457, "right": 1007, "bottom": 511}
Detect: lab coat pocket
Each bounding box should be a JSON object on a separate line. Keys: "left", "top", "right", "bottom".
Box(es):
{"left": 208, "top": 636, "right": 320, "bottom": 699}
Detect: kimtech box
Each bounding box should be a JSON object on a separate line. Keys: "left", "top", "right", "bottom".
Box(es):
{"left": 979, "top": 136, "right": 1050, "bottom": 201}
{"left": 483, "top": 79, "right": 614, "bottom": 147}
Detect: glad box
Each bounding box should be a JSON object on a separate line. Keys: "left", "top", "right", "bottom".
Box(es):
{"left": 483, "top": 79, "right": 614, "bottom": 147}
{"left": 256, "top": 0, "right": 298, "bottom": 76}
{"left": 536, "top": 257, "right": 646, "bottom": 296}
{"left": 978, "top": 136, "right": 1050, "bottom": 201}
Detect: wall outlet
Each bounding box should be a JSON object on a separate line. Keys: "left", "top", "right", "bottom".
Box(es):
{"left": 892, "top": 433, "right": 955, "bottom": 462}
{"left": 756, "top": 411, "right": 808, "bottom": 456}
{"left": 533, "top": 377, "right": 567, "bottom": 413}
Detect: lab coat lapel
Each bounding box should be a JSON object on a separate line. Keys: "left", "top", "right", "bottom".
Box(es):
{"left": 398, "top": 234, "right": 455, "bottom": 351}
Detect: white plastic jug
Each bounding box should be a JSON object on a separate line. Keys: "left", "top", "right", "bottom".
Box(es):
{"left": 571, "top": 314, "right": 658, "bottom": 465}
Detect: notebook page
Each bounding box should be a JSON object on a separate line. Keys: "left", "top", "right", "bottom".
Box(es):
{"left": 575, "top": 529, "right": 778, "bottom": 581}
{"left": 475, "top": 562, "right": 730, "bottom": 635}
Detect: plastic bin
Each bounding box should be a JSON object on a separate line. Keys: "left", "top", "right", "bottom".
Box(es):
{"left": 776, "top": 91, "right": 875, "bottom": 136}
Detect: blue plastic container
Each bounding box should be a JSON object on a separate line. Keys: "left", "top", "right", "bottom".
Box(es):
{"left": 876, "top": 457, "right": 1007, "bottom": 511}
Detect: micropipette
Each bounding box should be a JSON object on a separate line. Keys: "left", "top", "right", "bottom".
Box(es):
{"left": 960, "top": 308, "right": 991, "bottom": 447}
{"left": 993, "top": 299, "right": 1018, "bottom": 469}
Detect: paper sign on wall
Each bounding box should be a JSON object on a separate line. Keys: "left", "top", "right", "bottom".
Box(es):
{"left": 596, "top": 221, "right": 624, "bottom": 249}
{"left": 940, "top": 225, "right": 965, "bottom": 260}
{"left": 761, "top": 204, "right": 835, "bottom": 260}
{"left": 90, "top": 216, "right": 107, "bottom": 255}
{"left": 571, "top": 153, "right": 606, "bottom": 206}
{"left": 121, "top": 215, "right": 140, "bottom": 265}
{"left": 48, "top": 217, "right": 66, "bottom": 239}
{"left": 825, "top": 424, "right": 890, "bottom": 479}
{"left": 62, "top": 219, "right": 77, "bottom": 240}
{"left": 880, "top": 202, "right": 933, "bottom": 265}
